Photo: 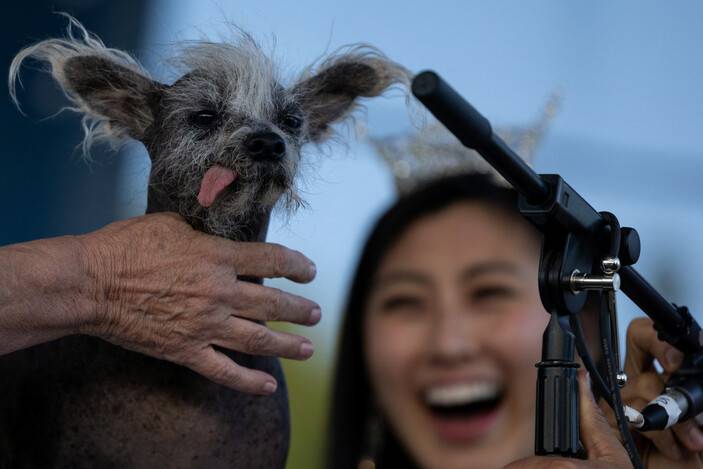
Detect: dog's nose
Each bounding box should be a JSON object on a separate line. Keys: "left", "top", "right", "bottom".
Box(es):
{"left": 244, "top": 132, "right": 286, "bottom": 161}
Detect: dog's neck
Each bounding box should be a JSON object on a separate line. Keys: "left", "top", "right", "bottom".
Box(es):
{"left": 145, "top": 183, "right": 271, "bottom": 244}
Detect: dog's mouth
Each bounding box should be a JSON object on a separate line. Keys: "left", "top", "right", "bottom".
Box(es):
{"left": 196, "top": 163, "right": 290, "bottom": 208}
{"left": 197, "top": 165, "right": 238, "bottom": 208}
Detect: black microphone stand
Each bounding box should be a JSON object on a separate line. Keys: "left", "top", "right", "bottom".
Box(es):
{"left": 410, "top": 70, "right": 703, "bottom": 467}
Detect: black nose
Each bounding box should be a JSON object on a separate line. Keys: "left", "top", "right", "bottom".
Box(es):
{"left": 244, "top": 132, "right": 286, "bottom": 161}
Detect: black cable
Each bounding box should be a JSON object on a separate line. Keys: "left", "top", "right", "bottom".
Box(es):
{"left": 569, "top": 314, "right": 613, "bottom": 408}
{"left": 599, "top": 293, "right": 643, "bottom": 469}
{"left": 596, "top": 211, "right": 642, "bottom": 467}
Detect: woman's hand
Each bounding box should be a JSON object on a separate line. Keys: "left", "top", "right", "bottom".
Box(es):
{"left": 504, "top": 369, "right": 632, "bottom": 468}
{"left": 619, "top": 318, "right": 703, "bottom": 467}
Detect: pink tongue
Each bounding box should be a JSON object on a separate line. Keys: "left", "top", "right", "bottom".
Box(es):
{"left": 197, "top": 165, "right": 237, "bottom": 207}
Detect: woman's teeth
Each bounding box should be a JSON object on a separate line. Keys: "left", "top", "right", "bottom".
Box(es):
{"left": 425, "top": 382, "right": 504, "bottom": 442}
{"left": 425, "top": 382, "right": 501, "bottom": 407}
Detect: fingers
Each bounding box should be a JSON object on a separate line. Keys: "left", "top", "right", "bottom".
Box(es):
{"left": 213, "top": 316, "right": 314, "bottom": 361}
{"left": 187, "top": 346, "right": 279, "bottom": 395}
{"left": 628, "top": 396, "right": 685, "bottom": 460}
{"left": 219, "top": 240, "right": 317, "bottom": 283}
{"left": 229, "top": 281, "right": 321, "bottom": 325}
{"left": 578, "top": 370, "right": 631, "bottom": 465}
{"left": 502, "top": 375, "right": 631, "bottom": 469}
{"left": 623, "top": 371, "right": 684, "bottom": 460}
{"left": 622, "top": 318, "right": 703, "bottom": 457}
{"left": 624, "top": 318, "right": 683, "bottom": 377}
{"left": 621, "top": 370, "right": 665, "bottom": 403}
{"left": 672, "top": 419, "right": 703, "bottom": 454}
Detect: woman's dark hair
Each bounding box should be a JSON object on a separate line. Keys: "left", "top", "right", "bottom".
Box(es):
{"left": 325, "top": 173, "right": 520, "bottom": 468}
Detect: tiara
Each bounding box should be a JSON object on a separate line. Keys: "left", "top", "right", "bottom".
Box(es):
{"left": 369, "top": 93, "right": 560, "bottom": 194}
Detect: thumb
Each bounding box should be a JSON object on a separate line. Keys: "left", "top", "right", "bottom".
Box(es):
{"left": 578, "top": 369, "right": 630, "bottom": 466}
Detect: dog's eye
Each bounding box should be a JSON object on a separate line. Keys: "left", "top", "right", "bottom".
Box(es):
{"left": 190, "top": 110, "right": 219, "bottom": 128}
{"left": 281, "top": 114, "right": 302, "bottom": 130}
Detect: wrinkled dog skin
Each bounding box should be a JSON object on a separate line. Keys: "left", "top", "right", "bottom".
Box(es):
{"left": 2, "top": 17, "right": 408, "bottom": 469}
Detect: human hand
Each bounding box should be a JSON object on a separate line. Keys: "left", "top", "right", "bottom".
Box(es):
{"left": 75, "top": 212, "right": 320, "bottom": 395}
{"left": 618, "top": 318, "right": 703, "bottom": 467}
{"left": 504, "top": 369, "right": 632, "bottom": 469}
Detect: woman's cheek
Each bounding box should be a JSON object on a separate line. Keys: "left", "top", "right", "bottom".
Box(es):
{"left": 500, "top": 304, "right": 548, "bottom": 366}
{"left": 484, "top": 304, "right": 548, "bottom": 400}
{"left": 364, "top": 316, "right": 420, "bottom": 376}
{"left": 364, "top": 315, "right": 428, "bottom": 401}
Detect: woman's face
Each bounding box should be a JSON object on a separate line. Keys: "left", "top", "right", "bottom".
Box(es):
{"left": 364, "top": 201, "right": 548, "bottom": 469}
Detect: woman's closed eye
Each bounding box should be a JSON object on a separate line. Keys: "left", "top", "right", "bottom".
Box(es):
{"left": 471, "top": 285, "right": 517, "bottom": 303}
{"left": 379, "top": 295, "right": 426, "bottom": 314}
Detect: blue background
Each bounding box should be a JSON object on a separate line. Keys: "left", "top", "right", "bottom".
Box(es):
{"left": 2, "top": 2, "right": 702, "bottom": 466}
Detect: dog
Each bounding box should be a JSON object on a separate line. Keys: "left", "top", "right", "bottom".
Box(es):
{"left": 2, "top": 16, "right": 408, "bottom": 468}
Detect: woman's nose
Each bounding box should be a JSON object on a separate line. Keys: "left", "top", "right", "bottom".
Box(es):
{"left": 428, "top": 306, "right": 478, "bottom": 365}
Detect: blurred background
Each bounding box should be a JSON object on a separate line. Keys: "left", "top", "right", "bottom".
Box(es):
{"left": 2, "top": 1, "right": 702, "bottom": 467}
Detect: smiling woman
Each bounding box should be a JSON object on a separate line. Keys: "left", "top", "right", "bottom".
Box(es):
{"left": 327, "top": 173, "right": 546, "bottom": 468}
{"left": 326, "top": 173, "right": 703, "bottom": 468}
{"left": 364, "top": 200, "right": 543, "bottom": 466}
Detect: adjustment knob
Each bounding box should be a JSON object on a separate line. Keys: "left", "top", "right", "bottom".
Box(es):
{"left": 619, "top": 227, "right": 641, "bottom": 266}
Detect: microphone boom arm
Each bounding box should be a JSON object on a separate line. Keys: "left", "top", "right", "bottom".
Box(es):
{"left": 411, "top": 70, "right": 702, "bottom": 465}
{"left": 411, "top": 70, "right": 701, "bottom": 354}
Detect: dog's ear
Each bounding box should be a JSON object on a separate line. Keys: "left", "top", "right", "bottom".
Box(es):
{"left": 59, "top": 55, "right": 162, "bottom": 140}
{"left": 293, "top": 47, "right": 409, "bottom": 142}
{"left": 9, "top": 17, "right": 162, "bottom": 152}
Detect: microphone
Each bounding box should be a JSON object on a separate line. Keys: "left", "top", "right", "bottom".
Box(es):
{"left": 625, "top": 379, "right": 703, "bottom": 431}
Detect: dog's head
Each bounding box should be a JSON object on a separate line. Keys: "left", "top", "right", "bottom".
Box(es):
{"left": 10, "top": 18, "right": 409, "bottom": 239}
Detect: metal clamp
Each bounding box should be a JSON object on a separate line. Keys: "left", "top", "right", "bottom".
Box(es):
{"left": 601, "top": 257, "right": 621, "bottom": 275}
{"left": 567, "top": 270, "right": 621, "bottom": 294}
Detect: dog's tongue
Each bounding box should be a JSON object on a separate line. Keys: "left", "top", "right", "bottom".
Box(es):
{"left": 197, "top": 165, "right": 237, "bottom": 207}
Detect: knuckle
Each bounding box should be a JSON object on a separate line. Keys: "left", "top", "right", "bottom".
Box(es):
{"left": 639, "top": 372, "right": 665, "bottom": 393}
{"left": 245, "top": 328, "right": 272, "bottom": 354}
{"left": 626, "top": 317, "right": 652, "bottom": 340}
{"left": 622, "top": 372, "right": 662, "bottom": 401}
{"left": 268, "top": 290, "right": 285, "bottom": 321}
{"left": 199, "top": 285, "right": 223, "bottom": 309}
{"left": 268, "top": 244, "right": 289, "bottom": 277}
{"left": 175, "top": 348, "right": 196, "bottom": 367}
{"left": 180, "top": 345, "right": 214, "bottom": 371}
{"left": 221, "top": 367, "right": 243, "bottom": 388}
{"left": 212, "top": 366, "right": 236, "bottom": 386}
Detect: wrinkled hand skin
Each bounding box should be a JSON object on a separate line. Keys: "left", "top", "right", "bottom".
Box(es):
{"left": 609, "top": 318, "right": 703, "bottom": 468}
{"left": 0, "top": 213, "right": 319, "bottom": 469}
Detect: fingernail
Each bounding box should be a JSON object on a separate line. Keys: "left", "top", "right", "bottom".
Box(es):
{"left": 263, "top": 381, "right": 277, "bottom": 394}
{"left": 308, "top": 262, "right": 317, "bottom": 278}
{"left": 309, "top": 307, "right": 321, "bottom": 325}
{"left": 300, "top": 342, "right": 314, "bottom": 358}
{"left": 666, "top": 348, "right": 683, "bottom": 369}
